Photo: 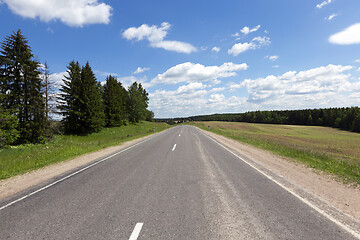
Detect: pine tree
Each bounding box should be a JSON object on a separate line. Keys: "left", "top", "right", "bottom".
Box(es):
{"left": 0, "top": 29, "right": 45, "bottom": 144}
{"left": 103, "top": 75, "right": 127, "bottom": 127}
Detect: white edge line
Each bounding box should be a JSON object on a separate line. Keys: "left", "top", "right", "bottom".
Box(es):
{"left": 0, "top": 131, "right": 166, "bottom": 212}
{"left": 172, "top": 144, "right": 177, "bottom": 151}
{"left": 129, "top": 222, "right": 144, "bottom": 240}
{"left": 198, "top": 129, "right": 360, "bottom": 239}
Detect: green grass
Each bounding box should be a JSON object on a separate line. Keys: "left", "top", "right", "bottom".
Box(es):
{"left": 188, "top": 121, "right": 360, "bottom": 185}
{"left": 0, "top": 122, "right": 170, "bottom": 180}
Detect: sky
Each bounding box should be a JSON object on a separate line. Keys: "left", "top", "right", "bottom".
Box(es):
{"left": 0, "top": 0, "right": 360, "bottom": 118}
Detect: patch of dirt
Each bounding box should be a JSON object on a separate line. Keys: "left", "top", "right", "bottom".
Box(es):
{"left": 0, "top": 133, "right": 161, "bottom": 201}
{"left": 199, "top": 128, "right": 360, "bottom": 221}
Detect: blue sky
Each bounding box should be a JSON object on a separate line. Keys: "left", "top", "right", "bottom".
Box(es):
{"left": 1, "top": 0, "right": 360, "bottom": 118}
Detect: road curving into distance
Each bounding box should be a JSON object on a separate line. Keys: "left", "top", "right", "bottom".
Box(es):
{"left": 0, "top": 125, "right": 359, "bottom": 239}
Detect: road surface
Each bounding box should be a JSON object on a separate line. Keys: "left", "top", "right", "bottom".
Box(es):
{"left": 0, "top": 125, "right": 359, "bottom": 239}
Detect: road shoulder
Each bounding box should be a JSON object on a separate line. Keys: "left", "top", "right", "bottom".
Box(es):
{"left": 198, "top": 127, "right": 360, "bottom": 222}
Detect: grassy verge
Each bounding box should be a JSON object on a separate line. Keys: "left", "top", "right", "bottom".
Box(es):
{"left": 188, "top": 121, "right": 360, "bottom": 185}
{"left": 0, "top": 122, "right": 170, "bottom": 180}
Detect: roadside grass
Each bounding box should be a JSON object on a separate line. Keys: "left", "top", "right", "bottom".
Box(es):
{"left": 188, "top": 121, "right": 360, "bottom": 185}
{"left": 0, "top": 122, "right": 170, "bottom": 180}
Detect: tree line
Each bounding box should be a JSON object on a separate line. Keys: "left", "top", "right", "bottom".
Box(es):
{"left": 0, "top": 30, "right": 153, "bottom": 147}
{"left": 166, "top": 107, "right": 360, "bottom": 133}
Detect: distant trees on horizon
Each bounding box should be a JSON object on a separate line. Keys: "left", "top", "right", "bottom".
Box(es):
{"left": 180, "top": 107, "right": 360, "bottom": 133}
{"left": 0, "top": 29, "right": 153, "bottom": 146}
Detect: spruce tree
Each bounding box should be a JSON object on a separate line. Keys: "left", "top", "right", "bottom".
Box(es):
{"left": 0, "top": 29, "right": 45, "bottom": 143}
{"left": 103, "top": 75, "right": 127, "bottom": 127}
{"left": 127, "top": 82, "right": 149, "bottom": 123}
{"left": 58, "top": 61, "right": 104, "bottom": 135}
{"left": 58, "top": 60, "right": 82, "bottom": 134}
{"left": 80, "top": 62, "right": 105, "bottom": 133}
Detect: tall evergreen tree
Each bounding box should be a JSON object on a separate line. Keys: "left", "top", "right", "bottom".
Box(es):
{"left": 58, "top": 61, "right": 104, "bottom": 134}
{"left": 103, "top": 75, "right": 127, "bottom": 127}
{"left": 127, "top": 82, "right": 149, "bottom": 123}
{"left": 0, "top": 29, "right": 45, "bottom": 143}
{"left": 58, "top": 60, "right": 82, "bottom": 134}
{"left": 80, "top": 62, "right": 105, "bottom": 133}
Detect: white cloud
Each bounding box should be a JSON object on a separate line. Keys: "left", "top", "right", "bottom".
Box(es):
{"left": 355, "top": 59, "right": 360, "bottom": 63}
{"left": 329, "top": 23, "right": 360, "bottom": 45}
{"left": 265, "top": 55, "right": 279, "bottom": 61}
{"left": 150, "top": 40, "right": 197, "bottom": 54}
{"left": 228, "top": 82, "right": 243, "bottom": 91}
{"left": 149, "top": 83, "right": 247, "bottom": 118}
{"left": 208, "top": 93, "right": 225, "bottom": 103}
{"left": 122, "top": 22, "right": 197, "bottom": 54}
{"left": 272, "top": 65, "right": 280, "bottom": 68}
{"left": 133, "top": 67, "right": 150, "bottom": 74}
{"left": 316, "top": 0, "right": 331, "bottom": 9}
{"left": 326, "top": 14, "right": 339, "bottom": 21}
{"left": 228, "top": 36, "right": 271, "bottom": 56}
{"left": 150, "top": 62, "right": 248, "bottom": 85}
{"left": 1, "top": 0, "right": 112, "bottom": 27}
{"left": 241, "top": 64, "right": 355, "bottom": 104}
{"left": 212, "top": 46, "right": 220, "bottom": 53}
{"left": 150, "top": 64, "right": 360, "bottom": 118}
{"left": 50, "top": 71, "right": 68, "bottom": 88}
{"left": 240, "top": 25, "right": 261, "bottom": 35}
{"left": 123, "top": 22, "right": 170, "bottom": 42}
{"left": 228, "top": 42, "right": 254, "bottom": 56}
{"left": 117, "top": 75, "right": 149, "bottom": 89}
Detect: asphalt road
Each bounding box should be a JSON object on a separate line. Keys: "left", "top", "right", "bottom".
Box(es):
{"left": 0, "top": 125, "right": 359, "bottom": 239}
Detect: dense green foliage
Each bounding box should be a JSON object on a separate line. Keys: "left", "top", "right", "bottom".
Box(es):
{"left": 163, "top": 107, "right": 360, "bottom": 133}
{"left": 0, "top": 29, "right": 153, "bottom": 147}
{"left": 0, "top": 107, "right": 19, "bottom": 146}
{"left": 103, "top": 75, "right": 127, "bottom": 127}
{"left": 0, "top": 30, "right": 46, "bottom": 145}
{"left": 127, "top": 82, "right": 149, "bottom": 123}
{"left": 58, "top": 61, "right": 105, "bottom": 135}
{"left": 59, "top": 61, "right": 151, "bottom": 135}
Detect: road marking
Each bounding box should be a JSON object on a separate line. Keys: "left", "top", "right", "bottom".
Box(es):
{"left": 172, "top": 144, "right": 177, "bottom": 151}
{"left": 0, "top": 131, "right": 168, "bottom": 212}
{"left": 179, "top": 134, "right": 181, "bottom": 137}
{"left": 129, "top": 222, "right": 143, "bottom": 240}
{"left": 198, "top": 129, "right": 360, "bottom": 239}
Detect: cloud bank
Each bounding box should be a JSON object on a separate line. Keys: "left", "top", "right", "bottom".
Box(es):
{"left": 150, "top": 62, "right": 248, "bottom": 85}
{"left": 1, "top": 0, "right": 112, "bottom": 27}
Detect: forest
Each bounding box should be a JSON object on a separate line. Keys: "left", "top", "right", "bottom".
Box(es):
{"left": 0, "top": 30, "right": 153, "bottom": 147}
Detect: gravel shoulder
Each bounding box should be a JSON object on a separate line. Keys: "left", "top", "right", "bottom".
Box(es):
{"left": 199, "top": 128, "right": 360, "bottom": 222}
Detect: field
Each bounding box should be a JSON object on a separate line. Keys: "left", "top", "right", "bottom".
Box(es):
{"left": 0, "top": 122, "right": 170, "bottom": 180}
{"left": 189, "top": 121, "right": 360, "bottom": 185}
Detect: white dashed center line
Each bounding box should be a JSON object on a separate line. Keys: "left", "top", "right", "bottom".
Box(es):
{"left": 172, "top": 144, "right": 177, "bottom": 151}
{"left": 129, "top": 222, "right": 143, "bottom": 240}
